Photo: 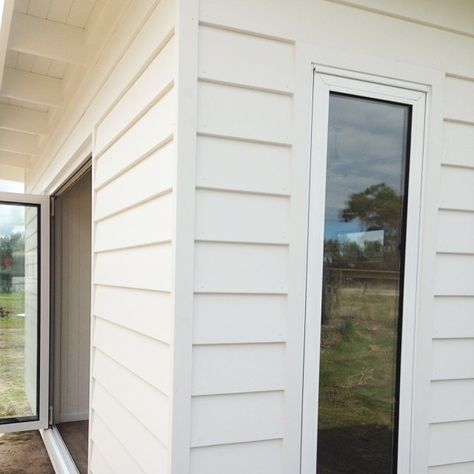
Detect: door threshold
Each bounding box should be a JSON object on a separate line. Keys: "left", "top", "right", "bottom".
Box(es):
{"left": 40, "top": 427, "right": 80, "bottom": 474}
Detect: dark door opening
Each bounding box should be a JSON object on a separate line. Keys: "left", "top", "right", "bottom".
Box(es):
{"left": 51, "top": 164, "right": 92, "bottom": 474}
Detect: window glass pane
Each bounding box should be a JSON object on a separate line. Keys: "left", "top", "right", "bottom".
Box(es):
{"left": 0, "top": 203, "right": 39, "bottom": 423}
{"left": 317, "top": 93, "right": 411, "bottom": 473}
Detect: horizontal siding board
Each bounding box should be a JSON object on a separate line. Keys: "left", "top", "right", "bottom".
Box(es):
{"left": 90, "top": 444, "right": 115, "bottom": 474}
{"left": 431, "top": 379, "right": 474, "bottom": 423}
{"left": 435, "top": 254, "right": 474, "bottom": 296}
{"left": 94, "top": 142, "right": 173, "bottom": 221}
{"left": 90, "top": 419, "right": 141, "bottom": 474}
{"left": 429, "top": 462, "right": 474, "bottom": 473}
{"left": 432, "top": 339, "right": 474, "bottom": 380}
{"left": 87, "top": 0, "right": 175, "bottom": 133}
{"left": 439, "top": 165, "right": 474, "bottom": 211}
{"left": 443, "top": 121, "right": 474, "bottom": 168}
{"left": 93, "top": 349, "right": 170, "bottom": 445}
{"left": 195, "top": 189, "right": 290, "bottom": 244}
{"left": 433, "top": 296, "right": 474, "bottom": 339}
{"left": 194, "top": 242, "right": 288, "bottom": 293}
{"left": 193, "top": 293, "right": 286, "bottom": 344}
{"left": 445, "top": 76, "right": 474, "bottom": 123}
{"left": 191, "top": 391, "right": 284, "bottom": 447}
{"left": 429, "top": 421, "right": 474, "bottom": 466}
{"left": 95, "top": 89, "right": 175, "bottom": 188}
{"left": 92, "top": 382, "right": 168, "bottom": 473}
{"left": 94, "top": 285, "right": 172, "bottom": 343}
{"left": 190, "top": 439, "right": 283, "bottom": 474}
{"left": 93, "top": 317, "right": 170, "bottom": 393}
{"left": 95, "top": 243, "right": 172, "bottom": 291}
{"left": 198, "top": 25, "right": 293, "bottom": 93}
{"left": 192, "top": 343, "right": 285, "bottom": 395}
{"left": 197, "top": 81, "right": 292, "bottom": 144}
{"left": 330, "top": 0, "right": 474, "bottom": 36}
{"left": 196, "top": 135, "right": 291, "bottom": 195}
{"left": 437, "top": 210, "right": 474, "bottom": 254}
{"left": 95, "top": 194, "right": 173, "bottom": 251}
{"left": 96, "top": 35, "right": 175, "bottom": 154}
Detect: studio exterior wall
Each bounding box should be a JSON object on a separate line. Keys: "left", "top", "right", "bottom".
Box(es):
{"left": 22, "top": 0, "right": 474, "bottom": 473}
{"left": 24, "top": 0, "right": 194, "bottom": 472}
{"left": 188, "top": 1, "right": 474, "bottom": 473}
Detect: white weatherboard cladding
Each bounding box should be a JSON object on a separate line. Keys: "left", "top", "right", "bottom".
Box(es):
{"left": 191, "top": 1, "right": 474, "bottom": 474}
{"left": 24, "top": 0, "right": 178, "bottom": 472}
{"left": 20, "top": 0, "right": 474, "bottom": 473}
{"left": 88, "top": 0, "right": 177, "bottom": 467}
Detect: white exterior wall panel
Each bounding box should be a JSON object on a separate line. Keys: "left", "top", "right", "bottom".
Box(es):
{"left": 21, "top": 0, "right": 474, "bottom": 472}
{"left": 26, "top": 0, "right": 179, "bottom": 472}
{"left": 89, "top": 0, "right": 177, "bottom": 469}
{"left": 430, "top": 73, "right": 474, "bottom": 470}
{"left": 191, "top": 22, "right": 295, "bottom": 473}
{"left": 193, "top": 1, "right": 474, "bottom": 473}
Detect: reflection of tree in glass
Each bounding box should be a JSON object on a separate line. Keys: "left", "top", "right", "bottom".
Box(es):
{"left": 325, "top": 183, "right": 403, "bottom": 271}
{"left": 0, "top": 233, "right": 25, "bottom": 293}
{"left": 340, "top": 182, "right": 402, "bottom": 249}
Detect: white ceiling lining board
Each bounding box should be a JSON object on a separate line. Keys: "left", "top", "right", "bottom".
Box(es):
{"left": 5, "top": 50, "right": 68, "bottom": 79}
{"left": 0, "top": 96, "right": 49, "bottom": 113}
{"left": 0, "top": 103, "right": 48, "bottom": 135}
{"left": 0, "top": 0, "right": 122, "bottom": 170}
{"left": 0, "top": 150, "right": 31, "bottom": 168}
{"left": 15, "top": 0, "right": 97, "bottom": 29}
{"left": 1, "top": 67, "right": 64, "bottom": 108}
{"left": 0, "top": 1, "right": 15, "bottom": 87}
{"left": 9, "top": 12, "right": 86, "bottom": 65}
{"left": 0, "top": 128, "right": 38, "bottom": 155}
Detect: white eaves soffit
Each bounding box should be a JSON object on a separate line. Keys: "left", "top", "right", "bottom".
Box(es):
{"left": 0, "top": 0, "right": 118, "bottom": 171}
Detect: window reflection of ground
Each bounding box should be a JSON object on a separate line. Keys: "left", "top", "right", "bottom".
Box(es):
{"left": 318, "top": 275, "right": 399, "bottom": 473}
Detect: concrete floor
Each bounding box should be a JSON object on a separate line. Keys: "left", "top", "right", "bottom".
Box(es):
{"left": 0, "top": 430, "right": 54, "bottom": 473}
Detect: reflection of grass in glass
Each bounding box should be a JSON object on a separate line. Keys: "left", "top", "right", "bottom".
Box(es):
{"left": 0, "top": 292, "right": 31, "bottom": 419}
{"left": 319, "top": 285, "right": 399, "bottom": 431}
{"left": 0, "top": 292, "right": 25, "bottom": 319}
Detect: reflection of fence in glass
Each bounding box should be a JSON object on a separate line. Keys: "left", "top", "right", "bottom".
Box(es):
{"left": 317, "top": 93, "right": 410, "bottom": 473}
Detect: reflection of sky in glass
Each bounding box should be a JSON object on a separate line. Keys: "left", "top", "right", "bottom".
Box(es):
{"left": 325, "top": 94, "right": 409, "bottom": 239}
{"left": 0, "top": 204, "right": 25, "bottom": 236}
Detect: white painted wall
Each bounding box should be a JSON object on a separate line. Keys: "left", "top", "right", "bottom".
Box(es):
{"left": 188, "top": 1, "right": 474, "bottom": 473}
{"left": 25, "top": 0, "right": 180, "bottom": 472}
{"left": 20, "top": 0, "right": 474, "bottom": 473}
{"left": 90, "top": 0, "right": 177, "bottom": 471}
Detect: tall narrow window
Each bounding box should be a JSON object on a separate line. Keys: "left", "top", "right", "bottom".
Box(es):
{"left": 317, "top": 93, "right": 411, "bottom": 472}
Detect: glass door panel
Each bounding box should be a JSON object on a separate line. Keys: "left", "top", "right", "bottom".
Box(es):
{"left": 317, "top": 93, "right": 411, "bottom": 472}
{"left": 0, "top": 193, "right": 49, "bottom": 432}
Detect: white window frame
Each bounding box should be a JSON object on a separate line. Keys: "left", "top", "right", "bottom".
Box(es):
{"left": 0, "top": 191, "right": 50, "bottom": 433}
{"left": 301, "top": 68, "right": 426, "bottom": 473}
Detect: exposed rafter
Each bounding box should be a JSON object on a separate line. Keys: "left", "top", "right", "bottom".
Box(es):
{"left": 9, "top": 13, "right": 86, "bottom": 65}
{"left": 0, "top": 129, "right": 39, "bottom": 155}
{"left": 0, "top": 103, "right": 48, "bottom": 135}
{"left": 1, "top": 67, "right": 63, "bottom": 108}
{"left": 0, "top": 1, "right": 15, "bottom": 88}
